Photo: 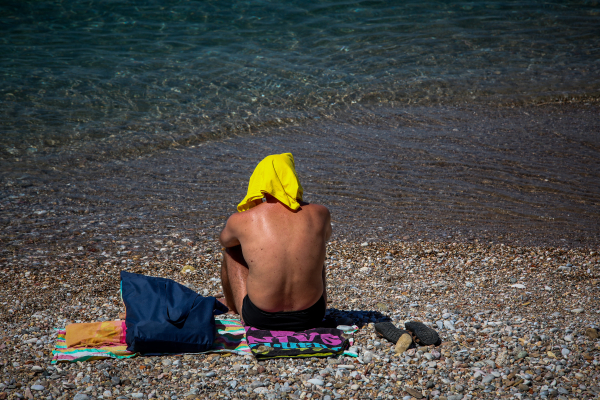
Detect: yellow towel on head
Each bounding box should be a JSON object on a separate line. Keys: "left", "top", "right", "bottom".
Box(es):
{"left": 237, "top": 153, "right": 303, "bottom": 212}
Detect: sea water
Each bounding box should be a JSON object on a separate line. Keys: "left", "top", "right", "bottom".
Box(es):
{"left": 1, "top": 0, "right": 599, "bottom": 245}
{"left": 1, "top": 0, "right": 599, "bottom": 156}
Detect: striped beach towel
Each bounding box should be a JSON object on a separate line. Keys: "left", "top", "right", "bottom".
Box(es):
{"left": 52, "top": 318, "right": 354, "bottom": 363}
{"left": 51, "top": 327, "right": 134, "bottom": 364}
{"left": 52, "top": 318, "right": 251, "bottom": 363}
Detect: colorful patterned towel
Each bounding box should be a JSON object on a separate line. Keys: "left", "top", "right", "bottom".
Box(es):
{"left": 52, "top": 318, "right": 355, "bottom": 362}
{"left": 52, "top": 318, "right": 250, "bottom": 363}
{"left": 52, "top": 327, "right": 134, "bottom": 364}
{"left": 211, "top": 318, "right": 251, "bottom": 355}
{"left": 245, "top": 325, "right": 356, "bottom": 360}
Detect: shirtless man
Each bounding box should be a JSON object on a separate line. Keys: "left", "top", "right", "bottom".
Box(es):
{"left": 218, "top": 153, "right": 331, "bottom": 330}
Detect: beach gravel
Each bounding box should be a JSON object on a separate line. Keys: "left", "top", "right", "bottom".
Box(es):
{"left": 1, "top": 236, "right": 599, "bottom": 399}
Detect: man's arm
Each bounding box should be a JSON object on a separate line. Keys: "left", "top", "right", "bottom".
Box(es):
{"left": 219, "top": 215, "right": 241, "bottom": 248}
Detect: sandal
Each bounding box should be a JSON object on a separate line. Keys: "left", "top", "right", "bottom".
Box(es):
{"left": 374, "top": 321, "right": 411, "bottom": 344}
{"left": 405, "top": 321, "right": 442, "bottom": 346}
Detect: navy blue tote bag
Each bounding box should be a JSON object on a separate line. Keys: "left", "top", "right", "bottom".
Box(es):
{"left": 121, "top": 271, "right": 228, "bottom": 354}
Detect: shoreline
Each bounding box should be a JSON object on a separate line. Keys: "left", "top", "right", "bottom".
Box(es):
{"left": 2, "top": 104, "right": 600, "bottom": 251}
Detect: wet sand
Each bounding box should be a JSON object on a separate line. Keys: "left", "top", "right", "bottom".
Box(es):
{"left": 1, "top": 104, "right": 599, "bottom": 258}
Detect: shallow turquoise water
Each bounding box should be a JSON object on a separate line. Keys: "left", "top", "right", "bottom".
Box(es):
{"left": 1, "top": 0, "right": 599, "bottom": 158}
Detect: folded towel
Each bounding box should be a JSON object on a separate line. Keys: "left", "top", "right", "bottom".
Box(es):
{"left": 52, "top": 327, "right": 134, "bottom": 364}
{"left": 65, "top": 320, "right": 126, "bottom": 348}
{"left": 52, "top": 318, "right": 251, "bottom": 363}
{"left": 244, "top": 326, "right": 352, "bottom": 359}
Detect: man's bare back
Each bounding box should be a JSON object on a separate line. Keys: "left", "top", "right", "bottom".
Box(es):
{"left": 219, "top": 194, "right": 331, "bottom": 324}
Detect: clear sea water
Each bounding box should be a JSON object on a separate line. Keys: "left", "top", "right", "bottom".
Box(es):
{"left": 1, "top": 1, "right": 599, "bottom": 246}
{"left": 1, "top": 0, "right": 599, "bottom": 157}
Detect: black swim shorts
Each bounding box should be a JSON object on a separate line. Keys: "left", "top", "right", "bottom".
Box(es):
{"left": 241, "top": 294, "right": 326, "bottom": 331}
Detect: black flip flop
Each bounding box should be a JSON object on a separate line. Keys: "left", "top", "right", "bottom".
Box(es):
{"left": 374, "top": 321, "right": 411, "bottom": 344}
{"left": 405, "top": 321, "right": 442, "bottom": 346}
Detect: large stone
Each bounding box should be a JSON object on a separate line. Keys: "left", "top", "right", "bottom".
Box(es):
{"left": 517, "top": 351, "right": 528, "bottom": 359}
{"left": 180, "top": 265, "right": 195, "bottom": 273}
{"left": 518, "top": 383, "right": 529, "bottom": 391}
{"left": 404, "top": 387, "right": 423, "bottom": 399}
{"left": 394, "top": 333, "right": 413, "bottom": 355}
{"left": 444, "top": 320, "right": 455, "bottom": 330}
{"left": 495, "top": 351, "right": 508, "bottom": 366}
{"left": 585, "top": 328, "right": 598, "bottom": 340}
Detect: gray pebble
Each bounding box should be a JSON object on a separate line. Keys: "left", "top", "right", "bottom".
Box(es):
{"left": 517, "top": 351, "right": 528, "bottom": 359}
{"left": 73, "top": 394, "right": 90, "bottom": 400}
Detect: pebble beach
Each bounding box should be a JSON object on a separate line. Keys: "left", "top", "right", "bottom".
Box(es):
{"left": 1, "top": 226, "right": 599, "bottom": 400}
{"left": 3, "top": 1, "right": 600, "bottom": 399}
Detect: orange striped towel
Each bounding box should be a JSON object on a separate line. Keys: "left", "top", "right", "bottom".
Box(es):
{"left": 65, "top": 320, "right": 126, "bottom": 348}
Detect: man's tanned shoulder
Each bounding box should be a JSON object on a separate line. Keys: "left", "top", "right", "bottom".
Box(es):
{"left": 219, "top": 212, "right": 244, "bottom": 248}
